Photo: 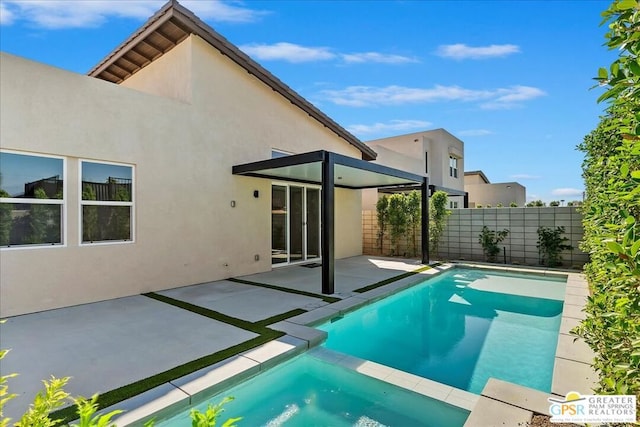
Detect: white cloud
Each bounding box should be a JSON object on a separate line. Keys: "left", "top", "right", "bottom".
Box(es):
{"left": 321, "top": 84, "right": 545, "bottom": 108}
{"left": 511, "top": 174, "right": 541, "bottom": 180}
{"left": 480, "top": 86, "right": 546, "bottom": 110}
{"left": 457, "top": 129, "right": 492, "bottom": 137}
{"left": 551, "top": 188, "right": 584, "bottom": 197}
{"left": 1, "top": 0, "right": 267, "bottom": 29}
{"left": 527, "top": 195, "right": 540, "bottom": 201}
{"left": 239, "top": 42, "right": 335, "bottom": 63}
{"left": 347, "top": 120, "right": 432, "bottom": 135}
{"left": 341, "top": 52, "right": 418, "bottom": 64}
{"left": 436, "top": 43, "right": 520, "bottom": 60}
{"left": 0, "top": 3, "right": 15, "bottom": 25}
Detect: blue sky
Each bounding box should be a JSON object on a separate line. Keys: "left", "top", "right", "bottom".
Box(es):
{"left": 0, "top": 0, "right": 617, "bottom": 203}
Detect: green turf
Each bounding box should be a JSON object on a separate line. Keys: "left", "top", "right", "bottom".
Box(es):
{"left": 49, "top": 332, "right": 283, "bottom": 425}
{"left": 353, "top": 265, "right": 432, "bottom": 293}
{"left": 227, "top": 278, "right": 340, "bottom": 303}
{"left": 254, "top": 308, "right": 307, "bottom": 327}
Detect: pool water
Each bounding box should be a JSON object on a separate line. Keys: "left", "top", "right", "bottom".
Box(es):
{"left": 319, "top": 268, "right": 565, "bottom": 394}
{"left": 156, "top": 354, "right": 469, "bottom": 427}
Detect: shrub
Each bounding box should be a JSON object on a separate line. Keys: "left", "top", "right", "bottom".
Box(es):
{"left": 509, "top": 202, "right": 518, "bottom": 207}
{"left": 429, "top": 191, "right": 450, "bottom": 257}
{"left": 573, "top": 0, "right": 640, "bottom": 407}
{"left": 536, "top": 226, "right": 572, "bottom": 267}
{"left": 478, "top": 226, "right": 509, "bottom": 262}
{"left": 375, "top": 196, "right": 389, "bottom": 253}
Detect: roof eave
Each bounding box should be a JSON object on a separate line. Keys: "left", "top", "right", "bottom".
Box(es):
{"left": 87, "top": 1, "right": 377, "bottom": 161}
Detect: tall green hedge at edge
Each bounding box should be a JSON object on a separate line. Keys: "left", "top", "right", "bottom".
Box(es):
{"left": 574, "top": 0, "right": 640, "bottom": 409}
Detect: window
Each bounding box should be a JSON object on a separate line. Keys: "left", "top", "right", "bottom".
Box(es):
{"left": 450, "top": 201, "right": 459, "bottom": 209}
{"left": 81, "top": 161, "right": 134, "bottom": 244}
{"left": 449, "top": 156, "right": 458, "bottom": 178}
{"left": 0, "top": 151, "right": 65, "bottom": 248}
{"left": 425, "top": 151, "right": 428, "bottom": 174}
{"left": 272, "top": 150, "right": 293, "bottom": 159}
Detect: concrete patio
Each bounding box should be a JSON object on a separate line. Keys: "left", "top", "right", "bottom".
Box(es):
{"left": 0, "top": 255, "right": 426, "bottom": 421}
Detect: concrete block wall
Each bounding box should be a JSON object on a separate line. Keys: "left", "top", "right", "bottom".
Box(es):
{"left": 437, "top": 207, "right": 588, "bottom": 268}
{"left": 362, "top": 207, "right": 589, "bottom": 268}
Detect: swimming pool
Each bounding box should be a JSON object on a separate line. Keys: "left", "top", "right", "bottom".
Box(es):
{"left": 319, "top": 268, "right": 565, "bottom": 394}
{"left": 156, "top": 353, "right": 469, "bottom": 426}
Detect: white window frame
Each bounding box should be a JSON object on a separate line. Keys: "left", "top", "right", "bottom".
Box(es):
{"left": 271, "top": 181, "right": 321, "bottom": 267}
{"left": 0, "top": 150, "right": 66, "bottom": 250}
{"left": 79, "top": 159, "right": 135, "bottom": 246}
{"left": 449, "top": 156, "right": 458, "bottom": 178}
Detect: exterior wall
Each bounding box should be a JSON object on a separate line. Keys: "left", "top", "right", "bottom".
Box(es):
{"left": 465, "top": 182, "right": 526, "bottom": 207}
{"left": 362, "top": 207, "right": 588, "bottom": 269}
{"left": 365, "top": 128, "right": 464, "bottom": 190}
{"left": 362, "top": 210, "right": 422, "bottom": 257}
{"left": 465, "top": 173, "right": 487, "bottom": 185}
{"left": 438, "top": 207, "right": 588, "bottom": 268}
{"left": 120, "top": 37, "right": 193, "bottom": 103}
{"left": 0, "top": 36, "right": 363, "bottom": 316}
{"left": 363, "top": 128, "right": 465, "bottom": 210}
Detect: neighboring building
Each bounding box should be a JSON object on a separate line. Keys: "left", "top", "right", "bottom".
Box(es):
{"left": 464, "top": 171, "right": 526, "bottom": 207}
{"left": 362, "top": 129, "right": 466, "bottom": 209}
{"left": 0, "top": 1, "right": 426, "bottom": 316}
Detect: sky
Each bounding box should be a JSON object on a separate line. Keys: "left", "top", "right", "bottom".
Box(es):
{"left": 0, "top": 0, "right": 618, "bottom": 204}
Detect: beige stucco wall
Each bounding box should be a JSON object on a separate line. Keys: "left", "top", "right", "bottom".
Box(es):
{"left": 465, "top": 182, "right": 526, "bottom": 207}
{"left": 364, "top": 128, "right": 464, "bottom": 190}
{"left": 0, "top": 36, "right": 363, "bottom": 316}
{"left": 120, "top": 36, "right": 193, "bottom": 103}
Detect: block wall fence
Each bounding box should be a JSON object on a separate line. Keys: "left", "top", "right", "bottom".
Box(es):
{"left": 362, "top": 206, "right": 589, "bottom": 269}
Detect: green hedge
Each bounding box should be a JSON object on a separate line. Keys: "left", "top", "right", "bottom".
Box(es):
{"left": 575, "top": 0, "right": 640, "bottom": 406}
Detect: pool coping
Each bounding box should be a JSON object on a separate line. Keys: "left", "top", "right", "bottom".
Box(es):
{"left": 112, "top": 262, "right": 594, "bottom": 426}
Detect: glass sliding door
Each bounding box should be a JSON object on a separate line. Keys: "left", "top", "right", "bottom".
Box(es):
{"left": 289, "top": 186, "right": 304, "bottom": 262}
{"left": 271, "top": 184, "right": 321, "bottom": 266}
{"left": 271, "top": 185, "right": 288, "bottom": 265}
{"left": 306, "top": 188, "right": 320, "bottom": 259}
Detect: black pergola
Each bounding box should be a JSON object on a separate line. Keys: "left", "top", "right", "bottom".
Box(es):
{"left": 232, "top": 150, "right": 429, "bottom": 295}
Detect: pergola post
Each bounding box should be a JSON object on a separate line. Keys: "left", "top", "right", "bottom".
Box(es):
{"left": 421, "top": 176, "right": 429, "bottom": 265}
{"left": 321, "top": 152, "right": 335, "bottom": 294}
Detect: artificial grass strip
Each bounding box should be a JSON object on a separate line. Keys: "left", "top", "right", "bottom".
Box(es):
{"left": 353, "top": 265, "right": 432, "bottom": 293}
{"left": 228, "top": 277, "right": 340, "bottom": 303}
{"left": 254, "top": 308, "right": 307, "bottom": 327}
{"left": 143, "top": 292, "right": 270, "bottom": 335}
{"left": 49, "top": 331, "right": 283, "bottom": 425}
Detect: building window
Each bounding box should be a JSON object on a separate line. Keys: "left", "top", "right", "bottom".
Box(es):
{"left": 81, "top": 160, "right": 134, "bottom": 244}
{"left": 425, "top": 151, "right": 428, "bottom": 174}
{"left": 0, "top": 151, "right": 65, "bottom": 248}
{"left": 272, "top": 150, "right": 293, "bottom": 159}
{"left": 449, "top": 156, "right": 458, "bottom": 178}
{"left": 450, "top": 201, "right": 458, "bottom": 209}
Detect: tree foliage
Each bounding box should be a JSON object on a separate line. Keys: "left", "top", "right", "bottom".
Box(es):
{"left": 574, "top": 0, "right": 640, "bottom": 406}
{"left": 429, "top": 191, "right": 450, "bottom": 256}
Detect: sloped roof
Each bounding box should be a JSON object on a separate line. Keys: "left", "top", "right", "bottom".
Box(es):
{"left": 88, "top": 0, "right": 376, "bottom": 161}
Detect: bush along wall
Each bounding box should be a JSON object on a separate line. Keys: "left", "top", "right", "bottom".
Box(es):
{"left": 574, "top": 0, "right": 640, "bottom": 406}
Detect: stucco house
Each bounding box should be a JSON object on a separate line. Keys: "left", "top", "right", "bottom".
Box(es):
{"left": 362, "top": 128, "right": 467, "bottom": 209}
{"left": 0, "top": 1, "right": 428, "bottom": 317}
{"left": 464, "top": 171, "right": 526, "bottom": 208}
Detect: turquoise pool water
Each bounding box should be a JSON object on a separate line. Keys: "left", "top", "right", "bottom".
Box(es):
{"left": 319, "top": 268, "right": 565, "bottom": 394}
{"left": 156, "top": 353, "right": 469, "bottom": 426}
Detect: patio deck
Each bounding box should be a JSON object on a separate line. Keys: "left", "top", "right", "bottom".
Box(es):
{"left": 0, "top": 255, "right": 428, "bottom": 421}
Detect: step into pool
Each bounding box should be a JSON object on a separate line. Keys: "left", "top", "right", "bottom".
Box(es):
{"left": 319, "top": 268, "right": 565, "bottom": 394}
{"left": 155, "top": 353, "right": 469, "bottom": 427}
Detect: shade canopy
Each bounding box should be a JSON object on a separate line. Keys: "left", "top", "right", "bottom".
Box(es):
{"left": 233, "top": 150, "right": 429, "bottom": 295}
{"left": 232, "top": 150, "right": 424, "bottom": 189}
